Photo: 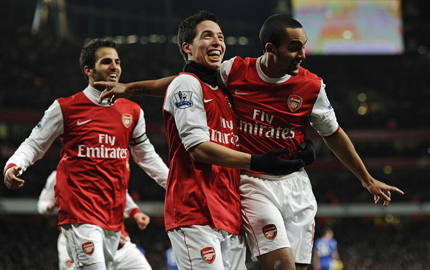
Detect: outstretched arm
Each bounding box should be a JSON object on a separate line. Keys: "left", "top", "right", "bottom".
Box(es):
{"left": 96, "top": 76, "right": 176, "bottom": 104}
{"left": 323, "top": 127, "right": 403, "bottom": 206}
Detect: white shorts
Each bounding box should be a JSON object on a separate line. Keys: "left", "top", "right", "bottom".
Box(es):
{"left": 57, "top": 230, "right": 74, "bottom": 270}
{"left": 62, "top": 224, "right": 121, "bottom": 269}
{"left": 240, "top": 169, "right": 317, "bottom": 264}
{"left": 167, "top": 225, "right": 246, "bottom": 270}
{"left": 111, "top": 237, "right": 152, "bottom": 270}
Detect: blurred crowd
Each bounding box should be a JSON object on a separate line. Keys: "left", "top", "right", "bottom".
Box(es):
{"left": 1, "top": 216, "right": 430, "bottom": 270}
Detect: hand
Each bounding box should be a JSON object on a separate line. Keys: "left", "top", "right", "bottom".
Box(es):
{"left": 251, "top": 148, "right": 305, "bottom": 176}
{"left": 117, "top": 234, "right": 128, "bottom": 250}
{"left": 364, "top": 178, "right": 404, "bottom": 207}
{"left": 292, "top": 138, "right": 316, "bottom": 166}
{"left": 134, "top": 212, "right": 150, "bottom": 230}
{"left": 4, "top": 166, "right": 25, "bottom": 190}
{"left": 47, "top": 200, "right": 57, "bottom": 213}
{"left": 94, "top": 82, "right": 129, "bottom": 104}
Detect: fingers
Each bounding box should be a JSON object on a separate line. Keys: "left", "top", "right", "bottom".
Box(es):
{"left": 388, "top": 185, "right": 404, "bottom": 195}
{"left": 272, "top": 147, "right": 291, "bottom": 156}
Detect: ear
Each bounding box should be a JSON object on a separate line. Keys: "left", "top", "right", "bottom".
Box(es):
{"left": 182, "top": 42, "right": 192, "bottom": 55}
{"left": 83, "top": 66, "right": 93, "bottom": 78}
{"left": 265, "top": 42, "right": 276, "bottom": 55}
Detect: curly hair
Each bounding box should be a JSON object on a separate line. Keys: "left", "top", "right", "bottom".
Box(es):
{"left": 79, "top": 38, "right": 117, "bottom": 81}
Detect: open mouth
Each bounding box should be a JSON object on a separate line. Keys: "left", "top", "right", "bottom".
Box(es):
{"left": 108, "top": 74, "right": 118, "bottom": 81}
{"left": 207, "top": 50, "right": 221, "bottom": 61}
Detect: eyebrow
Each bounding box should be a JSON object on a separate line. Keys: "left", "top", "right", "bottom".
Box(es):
{"left": 200, "top": 30, "right": 224, "bottom": 37}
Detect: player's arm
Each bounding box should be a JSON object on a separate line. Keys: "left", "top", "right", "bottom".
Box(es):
{"left": 124, "top": 191, "right": 150, "bottom": 230}
{"left": 130, "top": 109, "right": 169, "bottom": 188}
{"left": 37, "top": 171, "right": 57, "bottom": 215}
{"left": 4, "top": 101, "right": 63, "bottom": 190}
{"left": 323, "top": 128, "right": 403, "bottom": 206}
{"left": 96, "top": 76, "right": 176, "bottom": 104}
{"left": 168, "top": 75, "right": 304, "bottom": 175}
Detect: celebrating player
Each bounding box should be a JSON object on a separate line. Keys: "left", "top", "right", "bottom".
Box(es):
{"left": 4, "top": 38, "right": 168, "bottom": 270}
{"left": 94, "top": 14, "right": 403, "bottom": 270}
{"left": 37, "top": 171, "right": 153, "bottom": 270}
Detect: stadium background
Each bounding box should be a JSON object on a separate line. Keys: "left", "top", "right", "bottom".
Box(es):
{"left": 1, "top": 0, "right": 429, "bottom": 269}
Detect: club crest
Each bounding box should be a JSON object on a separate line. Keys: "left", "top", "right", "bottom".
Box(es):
{"left": 174, "top": 91, "right": 193, "bottom": 109}
{"left": 82, "top": 241, "right": 95, "bottom": 255}
{"left": 288, "top": 95, "right": 303, "bottom": 112}
{"left": 263, "top": 224, "right": 278, "bottom": 240}
{"left": 122, "top": 113, "right": 133, "bottom": 128}
{"left": 201, "top": 247, "right": 216, "bottom": 264}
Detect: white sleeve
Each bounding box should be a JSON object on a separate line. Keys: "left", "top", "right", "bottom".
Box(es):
{"left": 308, "top": 80, "right": 339, "bottom": 137}
{"left": 5, "top": 100, "right": 64, "bottom": 174}
{"left": 130, "top": 109, "right": 169, "bottom": 188}
{"left": 218, "top": 57, "right": 237, "bottom": 88}
{"left": 164, "top": 74, "right": 209, "bottom": 151}
{"left": 124, "top": 191, "right": 139, "bottom": 216}
{"left": 37, "top": 171, "right": 57, "bottom": 215}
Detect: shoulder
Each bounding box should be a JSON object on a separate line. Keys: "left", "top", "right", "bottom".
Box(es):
{"left": 298, "top": 67, "right": 321, "bottom": 82}
{"left": 168, "top": 73, "right": 202, "bottom": 93}
{"left": 296, "top": 67, "right": 322, "bottom": 88}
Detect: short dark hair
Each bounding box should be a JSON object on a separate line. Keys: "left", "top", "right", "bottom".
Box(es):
{"left": 177, "top": 10, "right": 220, "bottom": 62}
{"left": 259, "top": 14, "right": 303, "bottom": 52}
{"left": 79, "top": 38, "right": 117, "bottom": 81}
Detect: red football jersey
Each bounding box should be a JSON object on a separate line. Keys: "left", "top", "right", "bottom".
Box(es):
{"left": 163, "top": 73, "right": 242, "bottom": 235}
{"left": 56, "top": 91, "right": 141, "bottom": 231}
{"left": 220, "top": 57, "right": 339, "bottom": 174}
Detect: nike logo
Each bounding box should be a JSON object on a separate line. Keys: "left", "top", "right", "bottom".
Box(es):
{"left": 77, "top": 119, "right": 92, "bottom": 126}
{"left": 234, "top": 89, "right": 249, "bottom": 95}
{"left": 203, "top": 99, "right": 213, "bottom": 103}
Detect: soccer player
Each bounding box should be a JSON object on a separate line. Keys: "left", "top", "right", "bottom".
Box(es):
{"left": 3, "top": 38, "right": 168, "bottom": 270}
{"left": 37, "top": 170, "right": 153, "bottom": 270}
{"left": 313, "top": 227, "right": 342, "bottom": 270}
{"left": 94, "top": 14, "right": 403, "bottom": 270}
{"left": 159, "top": 11, "right": 312, "bottom": 270}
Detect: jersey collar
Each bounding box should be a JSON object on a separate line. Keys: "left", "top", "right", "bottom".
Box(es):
{"left": 256, "top": 56, "right": 292, "bottom": 84}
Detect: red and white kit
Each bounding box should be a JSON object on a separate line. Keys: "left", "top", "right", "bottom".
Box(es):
{"left": 37, "top": 171, "right": 153, "bottom": 270}
{"left": 6, "top": 85, "right": 168, "bottom": 266}
{"left": 219, "top": 56, "right": 339, "bottom": 263}
{"left": 163, "top": 73, "right": 246, "bottom": 269}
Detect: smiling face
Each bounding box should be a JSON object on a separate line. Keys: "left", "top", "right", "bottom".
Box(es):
{"left": 85, "top": 47, "right": 121, "bottom": 87}
{"left": 267, "top": 27, "right": 307, "bottom": 77}
{"left": 183, "top": 20, "right": 225, "bottom": 70}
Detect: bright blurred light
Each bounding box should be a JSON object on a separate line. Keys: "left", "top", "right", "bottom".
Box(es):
{"left": 158, "top": 35, "right": 166, "bottom": 43}
{"left": 357, "top": 104, "right": 368, "bottom": 115}
{"left": 127, "top": 35, "right": 138, "bottom": 44}
{"left": 383, "top": 165, "right": 393, "bottom": 174}
{"left": 149, "top": 34, "right": 158, "bottom": 43}
{"left": 226, "top": 37, "right": 237, "bottom": 45}
{"left": 342, "top": 30, "right": 353, "bottom": 40}
{"left": 238, "top": 36, "right": 249, "bottom": 45}
{"left": 385, "top": 214, "right": 394, "bottom": 223}
{"left": 357, "top": 93, "right": 367, "bottom": 102}
{"left": 114, "top": 36, "right": 126, "bottom": 44}
{"left": 169, "top": 35, "right": 177, "bottom": 44}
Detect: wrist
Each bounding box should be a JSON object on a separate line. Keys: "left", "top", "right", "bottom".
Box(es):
{"left": 129, "top": 208, "right": 142, "bottom": 221}
{"left": 3, "top": 163, "right": 17, "bottom": 176}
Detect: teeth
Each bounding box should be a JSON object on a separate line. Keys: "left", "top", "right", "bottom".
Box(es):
{"left": 208, "top": 50, "right": 220, "bottom": 56}
{"left": 108, "top": 74, "right": 117, "bottom": 78}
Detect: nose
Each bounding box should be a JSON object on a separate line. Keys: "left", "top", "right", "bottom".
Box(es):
{"left": 212, "top": 36, "right": 223, "bottom": 47}
{"left": 109, "top": 61, "right": 119, "bottom": 70}
{"left": 298, "top": 47, "right": 306, "bottom": 60}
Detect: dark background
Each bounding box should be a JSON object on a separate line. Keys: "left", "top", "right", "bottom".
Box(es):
{"left": 0, "top": 0, "right": 429, "bottom": 269}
